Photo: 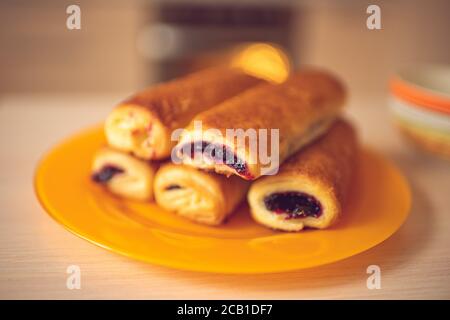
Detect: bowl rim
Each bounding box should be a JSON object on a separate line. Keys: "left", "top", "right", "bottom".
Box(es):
{"left": 390, "top": 65, "right": 450, "bottom": 115}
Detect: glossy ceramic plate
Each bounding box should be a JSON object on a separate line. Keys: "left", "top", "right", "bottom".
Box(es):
{"left": 35, "top": 126, "right": 411, "bottom": 274}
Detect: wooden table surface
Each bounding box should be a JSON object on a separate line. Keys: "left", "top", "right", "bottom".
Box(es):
{"left": 0, "top": 93, "right": 449, "bottom": 299}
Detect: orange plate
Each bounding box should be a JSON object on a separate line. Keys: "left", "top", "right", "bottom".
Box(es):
{"left": 35, "top": 126, "right": 411, "bottom": 274}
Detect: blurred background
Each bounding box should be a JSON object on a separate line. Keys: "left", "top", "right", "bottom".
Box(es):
{"left": 1, "top": 0, "right": 449, "bottom": 96}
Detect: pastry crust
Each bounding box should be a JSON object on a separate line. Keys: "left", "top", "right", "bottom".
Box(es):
{"left": 91, "top": 147, "right": 156, "bottom": 201}
{"left": 176, "top": 68, "right": 346, "bottom": 180}
{"left": 154, "top": 163, "right": 249, "bottom": 225}
{"left": 105, "top": 67, "right": 264, "bottom": 160}
{"left": 247, "top": 119, "right": 358, "bottom": 231}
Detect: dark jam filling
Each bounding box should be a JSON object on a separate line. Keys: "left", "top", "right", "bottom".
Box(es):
{"left": 91, "top": 165, "right": 124, "bottom": 184}
{"left": 264, "top": 192, "right": 322, "bottom": 219}
{"left": 179, "top": 141, "right": 253, "bottom": 179}
{"left": 165, "top": 184, "right": 182, "bottom": 191}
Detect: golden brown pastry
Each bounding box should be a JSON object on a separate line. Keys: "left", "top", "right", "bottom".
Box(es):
{"left": 154, "top": 163, "right": 250, "bottom": 225}
{"left": 175, "top": 68, "right": 346, "bottom": 180}
{"left": 105, "top": 67, "right": 264, "bottom": 160}
{"left": 91, "top": 147, "right": 156, "bottom": 201}
{"left": 247, "top": 119, "right": 358, "bottom": 231}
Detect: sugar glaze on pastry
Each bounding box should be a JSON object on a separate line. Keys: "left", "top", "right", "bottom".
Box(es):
{"left": 154, "top": 163, "right": 249, "bottom": 225}
{"left": 176, "top": 69, "right": 346, "bottom": 180}
{"left": 91, "top": 147, "right": 156, "bottom": 201}
{"left": 247, "top": 119, "right": 358, "bottom": 231}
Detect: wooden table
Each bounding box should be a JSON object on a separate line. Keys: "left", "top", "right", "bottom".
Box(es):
{"left": 0, "top": 93, "right": 449, "bottom": 299}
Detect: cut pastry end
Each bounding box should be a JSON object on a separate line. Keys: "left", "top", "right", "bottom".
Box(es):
{"left": 104, "top": 105, "right": 171, "bottom": 160}
{"left": 175, "top": 140, "right": 256, "bottom": 180}
{"left": 248, "top": 178, "right": 340, "bottom": 231}
{"left": 91, "top": 147, "right": 155, "bottom": 201}
{"left": 154, "top": 164, "right": 229, "bottom": 225}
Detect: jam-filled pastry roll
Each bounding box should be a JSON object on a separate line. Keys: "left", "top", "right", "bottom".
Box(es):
{"left": 105, "top": 67, "right": 263, "bottom": 160}
{"left": 154, "top": 163, "right": 250, "bottom": 225}
{"left": 91, "top": 147, "right": 156, "bottom": 201}
{"left": 176, "top": 69, "right": 346, "bottom": 180}
{"left": 248, "top": 119, "right": 358, "bottom": 231}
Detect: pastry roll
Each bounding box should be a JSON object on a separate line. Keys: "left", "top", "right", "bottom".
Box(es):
{"left": 154, "top": 163, "right": 250, "bottom": 225}
{"left": 248, "top": 119, "right": 358, "bottom": 231}
{"left": 91, "top": 147, "right": 156, "bottom": 201}
{"left": 105, "top": 67, "right": 263, "bottom": 160}
{"left": 176, "top": 69, "right": 346, "bottom": 180}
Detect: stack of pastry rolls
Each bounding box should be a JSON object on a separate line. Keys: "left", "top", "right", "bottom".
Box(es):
{"left": 92, "top": 66, "right": 359, "bottom": 231}
{"left": 91, "top": 67, "right": 262, "bottom": 222}
{"left": 174, "top": 68, "right": 358, "bottom": 231}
